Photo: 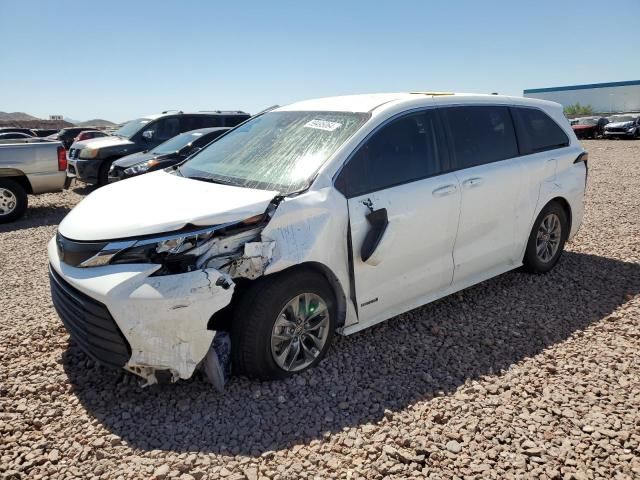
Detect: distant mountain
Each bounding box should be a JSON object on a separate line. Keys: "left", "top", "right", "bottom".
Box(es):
{"left": 0, "top": 111, "right": 115, "bottom": 129}
{"left": 0, "top": 111, "right": 40, "bottom": 121}
{"left": 77, "top": 119, "right": 116, "bottom": 128}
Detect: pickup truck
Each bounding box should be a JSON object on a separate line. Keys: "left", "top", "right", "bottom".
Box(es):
{"left": 0, "top": 138, "right": 68, "bottom": 223}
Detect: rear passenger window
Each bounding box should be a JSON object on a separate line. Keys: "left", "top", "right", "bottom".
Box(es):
{"left": 443, "top": 106, "right": 518, "bottom": 169}
{"left": 336, "top": 110, "right": 444, "bottom": 197}
{"left": 511, "top": 107, "right": 569, "bottom": 154}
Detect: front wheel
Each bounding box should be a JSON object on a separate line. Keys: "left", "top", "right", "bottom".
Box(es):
{"left": 523, "top": 201, "right": 568, "bottom": 274}
{"left": 231, "top": 270, "right": 336, "bottom": 380}
{"left": 0, "top": 178, "right": 28, "bottom": 224}
{"left": 97, "top": 159, "right": 115, "bottom": 187}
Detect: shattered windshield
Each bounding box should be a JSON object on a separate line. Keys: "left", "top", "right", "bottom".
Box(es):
{"left": 179, "top": 111, "right": 370, "bottom": 194}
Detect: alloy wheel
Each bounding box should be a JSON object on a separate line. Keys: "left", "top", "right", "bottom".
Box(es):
{"left": 270, "top": 293, "right": 330, "bottom": 372}
{"left": 536, "top": 213, "right": 562, "bottom": 262}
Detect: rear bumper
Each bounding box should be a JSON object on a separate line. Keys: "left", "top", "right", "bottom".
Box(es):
{"left": 48, "top": 237, "right": 235, "bottom": 384}
{"left": 27, "top": 171, "right": 67, "bottom": 194}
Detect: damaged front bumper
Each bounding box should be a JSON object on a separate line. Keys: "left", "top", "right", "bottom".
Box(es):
{"left": 48, "top": 237, "right": 235, "bottom": 385}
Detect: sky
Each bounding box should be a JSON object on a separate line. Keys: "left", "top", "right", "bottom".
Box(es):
{"left": 1, "top": 0, "right": 639, "bottom": 123}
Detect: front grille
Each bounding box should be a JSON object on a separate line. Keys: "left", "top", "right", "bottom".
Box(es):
{"left": 49, "top": 267, "right": 131, "bottom": 368}
{"left": 607, "top": 128, "right": 626, "bottom": 133}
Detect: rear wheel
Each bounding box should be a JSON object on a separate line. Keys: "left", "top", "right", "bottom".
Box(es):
{"left": 231, "top": 270, "right": 336, "bottom": 380}
{"left": 0, "top": 178, "right": 28, "bottom": 223}
{"left": 523, "top": 201, "right": 568, "bottom": 274}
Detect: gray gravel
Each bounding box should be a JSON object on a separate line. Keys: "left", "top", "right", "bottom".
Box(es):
{"left": 1, "top": 140, "right": 639, "bottom": 479}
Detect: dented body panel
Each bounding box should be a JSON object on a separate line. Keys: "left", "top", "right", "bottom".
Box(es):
{"left": 49, "top": 237, "right": 235, "bottom": 384}
{"left": 48, "top": 92, "right": 586, "bottom": 384}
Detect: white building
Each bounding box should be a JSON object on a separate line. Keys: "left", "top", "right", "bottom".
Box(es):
{"left": 523, "top": 80, "right": 640, "bottom": 114}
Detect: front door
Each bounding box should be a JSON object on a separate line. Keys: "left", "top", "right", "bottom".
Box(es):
{"left": 335, "top": 110, "right": 461, "bottom": 326}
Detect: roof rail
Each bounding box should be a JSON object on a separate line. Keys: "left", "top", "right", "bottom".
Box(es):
{"left": 161, "top": 110, "right": 183, "bottom": 114}
{"left": 198, "top": 110, "right": 249, "bottom": 114}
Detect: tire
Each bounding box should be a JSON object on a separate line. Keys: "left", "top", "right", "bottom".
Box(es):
{"left": 523, "top": 201, "right": 568, "bottom": 274}
{"left": 97, "top": 159, "right": 115, "bottom": 187}
{"left": 231, "top": 269, "right": 336, "bottom": 380}
{"left": 0, "top": 178, "right": 28, "bottom": 224}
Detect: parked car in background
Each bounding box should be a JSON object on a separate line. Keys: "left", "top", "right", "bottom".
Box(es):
{"left": 571, "top": 117, "right": 609, "bottom": 139}
{"left": 109, "top": 127, "right": 229, "bottom": 181}
{"left": 74, "top": 130, "right": 108, "bottom": 143}
{"left": 0, "top": 138, "right": 67, "bottom": 222}
{"left": 32, "top": 128, "right": 59, "bottom": 137}
{"left": 0, "top": 132, "right": 34, "bottom": 140}
{"left": 0, "top": 127, "right": 35, "bottom": 136}
{"left": 49, "top": 93, "right": 586, "bottom": 386}
{"left": 47, "top": 127, "right": 98, "bottom": 149}
{"left": 67, "top": 110, "right": 250, "bottom": 186}
{"left": 603, "top": 115, "right": 640, "bottom": 139}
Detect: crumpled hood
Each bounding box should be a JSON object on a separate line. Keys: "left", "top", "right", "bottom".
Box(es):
{"left": 606, "top": 121, "right": 634, "bottom": 129}
{"left": 59, "top": 170, "right": 278, "bottom": 241}
{"left": 70, "top": 135, "right": 134, "bottom": 151}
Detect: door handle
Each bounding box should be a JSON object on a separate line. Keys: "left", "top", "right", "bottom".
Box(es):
{"left": 462, "top": 177, "right": 484, "bottom": 188}
{"left": 432, "top": 184, "right": 458, "bottom": 197}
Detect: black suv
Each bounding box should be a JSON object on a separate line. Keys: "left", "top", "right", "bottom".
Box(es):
{"left": 67, "top": 110, "right": 250, "bottom": 186}
{"left": 108, "top": 127, "right": 230, "bottom": 181}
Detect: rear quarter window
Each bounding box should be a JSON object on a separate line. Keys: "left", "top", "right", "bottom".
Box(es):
{"left": 511, "top": 107, "right": 570, "bottom": 155}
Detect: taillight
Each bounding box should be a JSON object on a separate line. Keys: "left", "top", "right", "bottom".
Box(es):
{"left": 57, "top": 146, "right": 67, "bottom": 171}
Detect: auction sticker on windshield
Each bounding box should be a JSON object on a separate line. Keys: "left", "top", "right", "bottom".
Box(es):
{"left": 304, "top": 119, "right": 342, "bottom": 131}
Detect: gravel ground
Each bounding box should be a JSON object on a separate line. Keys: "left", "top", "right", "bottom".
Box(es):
{"left": 1, "top": 140, "right": 639, "bottom": 479}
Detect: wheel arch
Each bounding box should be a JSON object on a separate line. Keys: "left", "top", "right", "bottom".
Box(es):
{"left": 208, "top": 261, "right": 348, "bottom": 332}
{"left": 0, "top": 170, "right": 33, "bottom": 194}
{"left": 547, "top": 196, "right": 572, "bottom": 235}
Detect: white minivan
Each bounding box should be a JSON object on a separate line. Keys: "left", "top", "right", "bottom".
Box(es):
{"left": 49, "top": 93, "right": 587, "bottom": 385}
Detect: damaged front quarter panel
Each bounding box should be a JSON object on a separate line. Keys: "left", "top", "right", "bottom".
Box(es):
{"left": 109, "top": 267, "right": 236, "bottom": 385}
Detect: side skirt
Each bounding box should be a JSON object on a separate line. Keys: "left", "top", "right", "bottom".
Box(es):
{"left": 340, "top": 261, "right": 522, "bottom": 336}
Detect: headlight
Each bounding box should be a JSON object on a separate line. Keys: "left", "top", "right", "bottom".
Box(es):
{"left": 79, "top": 148, "right": 99, "bottom": 159}
{"left": 124, "top": 159, "right": 160, "bottom": 176}
{"left": 627, "top": 126, "right": 636, "bottom": 131}
{"left": 79, "top": 215, "right": 265, "bottom": 275}
{"left": 81, "top": 225, "right": 220, "bottom": 273}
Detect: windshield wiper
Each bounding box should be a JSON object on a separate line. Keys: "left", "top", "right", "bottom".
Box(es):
{"left": 184, "top": 175, "right": 234, "bottom": 186}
